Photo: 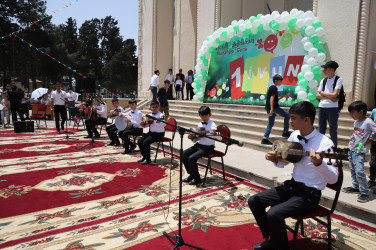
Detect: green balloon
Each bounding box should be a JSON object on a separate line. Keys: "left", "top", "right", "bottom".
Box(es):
{"left": 199, "top": 96, "right": 204, "bottom": 102}
{"left": 221, "top": 30, "right": 228, "bottom": 38}
{"left": 257, "top": 14, "right": 262, "bottom": 19}
{"left": 311, "top": 99, "right": 319, "bottom": 107}
{"left": 243, "top": 29, "right": 252, "bottom": 37}
{"left": 309, "top": 34, "right": 319, "bottom": 44}
{"left": 311, "top": 65, "right": 320, "bottom": 74}
{"left": 208, "top": 46, "right": 215, "bottom": 53}
{"left": 271, "top": 22, "right": 280, "bottom": 31}
{"left": 257, "top": 25, "right": 264, "bottom": 33}
{"left": 297, "top": 72, "right": 305, "bottom": 80}
{"left": 200, "top": 55, "right": 206, "bottom": 61}
{"left": 194, "top": 79, "right": 199, "bottom": 84}
{"left": 250, "top": 16, "right": 256, "bottom": 23}
{"left": 203, "top": 58, "right": 208, "bottom": 66}
{"left": 195, "top": 83, "right": 201, "bottom": 89}
{"left": 298, "top": 79, "right": 308, "bottom": 88}
{"left": 313, "top": 41, "right": 324, "bottom": 50}
{"left": 287, "top": 17, "right": 297, "bottom": 30}
{"left": 319, "top": 49, "right": 327, "bottom": 54}
{"left": 269, "top": 20, "right": 276, "bottom": 29}
{"left": 314, "top": 74, "right": 322, "bottom": 82}
{"left": 194, "top": 74, "right": 198, "bottom": 79}
{"left": 280, "top": 33, "right": 293, "bottom": 49}
{"left": 201, "top": 70, "right": 207, "bottom": 77}
{"left": 233, "top": 25, "right": 239, "bottom": 32}
{"left": 300, "top": 26, "right": 307, "bottom": 36}
{"left": 216, "top": 38, "right": 221, "bottom": 44}
{"left": 203, "top": 75, "right": 208, "bottom": 81}
{"left": 194, "top": 89, "right": 199, "bottom": 94}
{"left": 217, "top": 88, "right": 223, "bottom": 96}
{"left": 307, "top": 92, "right": 316, "bottom": 101}
{"left": 312, "top": 20, "right": 322, "bottom": 29}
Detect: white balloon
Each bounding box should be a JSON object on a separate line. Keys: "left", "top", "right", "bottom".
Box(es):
{"left": 298, "top": 91, "right": 308, "bottom": 100}
{"left": 308, "top": 80, "right": 318, "bottom": 88}
{"left": 320, "top": 35, "right": 327, "bottom": 43}
{"left": 213, "top": 31, "right": 220, "bottom": 39}
{"left": 290, "top": 8, "right": 298, "bottom": 16}
{"left": 303, "top": 10, "right": 314, "bottom": 19}
{"left": 308, "top": 47, "right": 318, "bottom": 58}
{"left": 295, "top": 86, "right": 302, "bottom": 93}
{"left": 305, "top": 26, "right": 315, "bottom": 36}
{"left": 303, "top": 17, "right": 313, "bottom": 27}
{"left": 263, "top": 23, "right": 271, "bottom": 31}
{"left": 198, "top": 75, "right": 203, "bottom": 80}
{"left": 315, "top": 27, "right": 324, "bottom": 36}
{"left": 193, "top": 95, "right": 198, "bottom": 100}
{"left": 307, "top": 57, "right": 317, "bottom": 66}
{"left": 245, "top": 21, "right": 252, "bottom": 29}
{"left": 192, "top": 82, "right": 196, "bottom": 88}
{"left": 271, "top": 11, "right": 280, "bottom": 18}
{"left": 303, "top": 42, "right": 313, "bottom": 51}
{"left": 282, "top": 13, "right": 290, "bottom": 23}
{"left": 317, "top": 53, "right": 326, "bottom": 63}
{"left": 279, "top": 22, "right": 288, "bottom": 30}
{"left": 259, "top": 16, "right": 265, "bottom": 25}
{"left": 275, "top": 15, "right": 282, "bottom": 23}
{"left": 251, "top": 26, "right": 258, "bottom": 34}
{"left": 296, "top": 19, "right": 304, "bottom": 29}
{"left": 264, "top": 14, "right": 272, "bottom": 23}
{"left": 301, "top": 64, "right": 311, "bottom": 73}
{"left": 253, "top": 20, "right": 260, "bottom": 27}
{"left": 304, "top": 71, "right": 314, "bottom": 81}
{"left": 197, "top": 92, "right": 203, "bottom": 98}
{"left": 231, "top": 20, "right": 237, "bottom": 26}
{"left": 301, "top": 37, "right": 309, "bottom": 45}
{"left": 296, "top": 11, "right": 304, "bottom": 19}
{"left": 239, "top": 19, "right": 244, "bottom": 24}
{"left": 304, "top": 55, "right": 308, "bottom": 63}
{"left": 239, "top": 24, "right": 246, "bottom": 31}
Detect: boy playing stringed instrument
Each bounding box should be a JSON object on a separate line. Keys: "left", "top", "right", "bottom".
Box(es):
{"left": 248, "top": 101, "right": 338, "bottom": 250}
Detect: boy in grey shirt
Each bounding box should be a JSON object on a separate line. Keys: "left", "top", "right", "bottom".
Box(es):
{"left": 343, "top": 101, "right": 376, "bottom": 202}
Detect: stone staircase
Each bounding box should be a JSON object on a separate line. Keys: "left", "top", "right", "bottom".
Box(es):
{"left": 139, "top": 100, "right": 370, "bottom": 174}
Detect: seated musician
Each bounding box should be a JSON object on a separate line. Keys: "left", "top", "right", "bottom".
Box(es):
{"left": 119, "top": 99, "right": 143, "bottom": 154}
{"left": 84, "top": 95, "right": 107, "bottom": 138}
{"left": 137, "top": 101, "right": 165, "bottom": 165}
{"left": 40, "top": 94, "right": 51, "bottom": 105}
{"left": 182, "top": 106, "right": 220, "bottom": 186}
{"left": 106, "top": 98, "right": 124, "bottom": 146}
{"left": 248, "top": 101, "right": 338, "bottom": 250}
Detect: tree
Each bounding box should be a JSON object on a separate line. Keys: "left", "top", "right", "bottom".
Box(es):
{"left": 100, "top": 16, "right": 123, "bottom": 64}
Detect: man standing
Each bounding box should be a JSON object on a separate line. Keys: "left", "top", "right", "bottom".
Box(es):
{"left": 51, "top": 83, "right": 68, "bottom": 134}
{"left": 185, "top": 70, "right": 194, "bottom": 100}
{"left": 7, "top": 81, "right": 25, "bottom": 123}
{"left": 157, "top": 80, "right": 171, "bottom": 120}
{"left": 316, "top": 60, "right": 342, "bottom": 147}
{"left": 165, "top": 68, "right": 174, "bottom": 100}
{"left": 176, "top": 69, "right": 185, "bottom": 100}
{"left": 149, "top": 70, "right": 160, "bottom": 102}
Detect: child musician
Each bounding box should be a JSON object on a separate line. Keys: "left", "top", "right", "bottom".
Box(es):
{"left": 137, "top": 101, "right": 165, "bottom": 165}
{"left": 84, "top": 95, "right": 107, "bottom": 138}
{"left": 119, "top": 99, "right": 143, "bottom": 154}
{"left": 248, "top": 101, "right": 338, "bottom": 250}
{"left": 182, "top": 106, "right": 220, "bottom": 185}
{"left": 106, "top": 98, "right": 124, "bottom": 146}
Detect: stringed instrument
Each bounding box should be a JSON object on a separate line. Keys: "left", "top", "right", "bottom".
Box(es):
{"left": 272, "top": 140, "right": 348, "bottom": 165}
{"left": 188, "top": 127, "right": 224, "bottom": 140}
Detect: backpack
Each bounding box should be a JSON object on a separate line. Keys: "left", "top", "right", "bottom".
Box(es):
{"left": 322, "top": 76, "right": 346, "bottom": 112}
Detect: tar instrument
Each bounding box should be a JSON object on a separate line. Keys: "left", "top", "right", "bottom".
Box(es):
{"left": 188, "top": 127, "right": 223, "bottom": 140}
{"left": 108, "top": 109, "right": 120, "bottom": 118}
{"left": 115, "top": 116, "right": 133, "bottom": 131}
{"left": 272, "top": 140, "right": 348, "bottom": 164}
{"left": 142, "top": 115, "right": 155, "bottom": 125}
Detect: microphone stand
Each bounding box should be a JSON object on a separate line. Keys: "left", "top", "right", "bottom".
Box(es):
{"left": 55, "top": 99, "right": 78, "bottom": 144}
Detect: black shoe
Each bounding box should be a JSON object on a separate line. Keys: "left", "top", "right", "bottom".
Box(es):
{"left": 261, "top": 139, "right": 273, "bottom": 145}
{"left": 282, "top": 131, "right": 291, "bottom": 138}
{"left": 188, "top": 178, "right": 201, "bottom": 185}
{"left": 129, "top": 143, "right": 136, "bottom": 152}
{"left": 253, "top": 240, "right": 273, "bottom": 250}
{"left": 121, "top": 149, "right": 130, "bottom": 154}
{"left": 357, "top": 194, "right": 369, "bottom": 203}
{"left": 182, "top": 176, "right": 194, "bottom": 183}
{"left": 137, "top": 158, "right": 145, "bottom": 163}
{"left": 342, "top": 187, "right": 360, "bottom": 193}
{"left": 114, "top": 141, "right": 121, "bottom": 147}
{"left": 61, "top": 124, "right": 65, "bottom": 131}
{"left": 141, "top": 159, "right": 151, "bottom": 165}
{"left": 368, "top": 180, "right": 376, "bottom": 188}
{"left": 57, "top": 130, "right": 61, "bottom": 134}
{"left": 84, "top": 135, "right": 92, "bottom": 139}
{"left": 107, "top": 141, "right": 115, "bottom": 146}
{"left": 94, "top": 134, "right": 100, "bottom": 138}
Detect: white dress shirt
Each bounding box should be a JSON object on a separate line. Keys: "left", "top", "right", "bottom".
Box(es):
{"left": 274, "top": 129, "right": 339, "bottom": 190}
{"left": 51, "top": 90, "right": 66, "bottom": 105}
{"left": 146, "top": 111, "right": 166, "bottom": 132}
{"left": 150, "top": 75, "right": 159, "bottom": 88}
{"left": 96, "top": 103, "right": 107, "bottom": 118}
{"left": 194, "top": 119, "right": 220, "bottom": 146}
{"left": 66, "top": 92, "right": 77, "bottom": 102}
{"left": 317, "top": 74, "right": 343, "bottom": 108}
{"left": 124, "top": 108, "right": 143, "bottom": 128}
{"left": 165, "top": 73, "right": 174, "bottom": 84}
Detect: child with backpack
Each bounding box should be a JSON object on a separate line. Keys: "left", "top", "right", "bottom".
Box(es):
{"left": 316, "top": 60, "right": 345, "bottom": 147}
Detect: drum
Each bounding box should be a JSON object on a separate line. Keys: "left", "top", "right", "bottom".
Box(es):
{"left": 115, "top": 116, "right": 133, "bottom": 131}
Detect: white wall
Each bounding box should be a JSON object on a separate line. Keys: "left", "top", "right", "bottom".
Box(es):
{"left": 364, "top": 0, "right": 376, "bottom": 106}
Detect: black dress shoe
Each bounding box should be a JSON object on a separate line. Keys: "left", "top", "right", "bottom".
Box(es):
{"left": 129, "top": 143, "right": 136, "bottom": 152}
{"left": 137, "top": 158, "right": 145, "bottom": 163}
{"left": 188, "top": 179, "right": 201, "bottom": 185}
{"left": 107, "top": 141, "right": 115, "bottom": 146}
{"left": 61, "top": 125, "right": 65, "bottom": 131}
{"left": 94, "top": 135, "right": 100, "bottom": 138}
{"left": 141, "top": 159, "right": 151, "bottom": 165}
{"left": 57, "top": 130, "right": 61, "bottom": 134}
{"left": 84, "top": 135, "right": 92, "bottom": 139}
{"left": 121, "top": 149, "right": 130, "bottom": 154}
{"left": 114, "top": 142, "right": 121, "bottom": 147}
{"left": 182, "top": 176, "right": 194, "bottom": 183}
{"left": 253, "top": 240, "right": 272, "bottom": 250}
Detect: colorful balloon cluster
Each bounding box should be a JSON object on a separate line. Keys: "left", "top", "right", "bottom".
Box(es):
{"left": 193, "top": 9, "right": 326, "bottom": 105}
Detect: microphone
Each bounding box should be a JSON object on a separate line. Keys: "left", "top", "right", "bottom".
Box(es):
{"left": 227, "top": 138, "right": 244, "bottom": 147}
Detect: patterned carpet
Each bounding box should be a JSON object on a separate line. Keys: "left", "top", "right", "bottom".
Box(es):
{"left": 0, "top": 128, "right": 375, "bottom": 249}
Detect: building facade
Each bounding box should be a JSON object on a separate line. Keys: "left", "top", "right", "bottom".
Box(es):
{"left": 138, "top": 0, "right": 376, "bottom": 106}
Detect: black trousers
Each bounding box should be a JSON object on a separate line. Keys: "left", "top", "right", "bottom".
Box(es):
{"left": 248, "top": 179, "right": 321, "bottom": 250}
{"left": 183, "top": 143, "right": 214, "bottom": 180}
{"left": 53, "top": 105, "right": 67, "bottom": 131}
{"left": 106, "top": 124, "right": 120, "bottom": 143}
{"left": 85, "top": 117, "right": 107, "bottom": 136}
{"left": 186, "top": 83, "right": 194, "bottom": 100}
{"left": 119, "top": 127, "right": 143, "bottom": 150}
{"left": 370, "top": 141, "right": 376, "bottom": 181}
{"left": 10, "top": 102, "right": 25, "bottom": 122}
{"left": 138, "top": 131, "right": 164, "bottom": 161}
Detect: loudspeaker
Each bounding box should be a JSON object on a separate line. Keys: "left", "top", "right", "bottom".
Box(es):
{"left": 14, "top": 121, "right": 34, "bottom": 133}
{"left": 75, "top": 78, "right": 96, "bottom": 93}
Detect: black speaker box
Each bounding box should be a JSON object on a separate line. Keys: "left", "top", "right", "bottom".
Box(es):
{"left": 14, "top": 121, "right": 34, "bottom": 133}
{"left": 75, "top": 78, "right": 96, "bottom": 93}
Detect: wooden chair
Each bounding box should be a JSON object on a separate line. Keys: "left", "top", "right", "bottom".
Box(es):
{"left": 154, "top": 118, "right": 177, "bottom": 163}
{"left": 286, "top": 167, "right": 344, "bottom": 250}
{"left": 30, "top": 104, "right": 48, "bottom": 129}
{"left": 202, "top": 124, "right": 230, "bottom": 186}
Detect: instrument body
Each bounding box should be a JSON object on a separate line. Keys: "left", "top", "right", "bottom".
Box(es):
{"left": 108, "top": 110, "right": 120, "bottom": 119}
{"left": 115, "top": 116, "right": 133, "bottom": 131}
{"left": 142, "top": 116, "right": 155, "bottom": 125}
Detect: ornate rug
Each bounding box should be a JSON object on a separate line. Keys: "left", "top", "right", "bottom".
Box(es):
{"left": 0, "top": 128, "right": 375, "bottom": 249}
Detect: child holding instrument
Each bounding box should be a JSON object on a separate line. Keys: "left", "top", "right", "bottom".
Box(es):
{"left": 261, "top": 74, "right": 290, "bottom": 145}
{"left": 248, "top": 101, "right": 338, "bottom": 250}
{"left": 106, "top": 98, "right": 124, "bottom": 146}
{"left": 342, "top": 101, "right": 376, "bottom": 202}
{"left": 182, "top": 106, "right": 220, "bottom": 185}
{"left": 137, "top": 101, "right": 165, "bottom": 165}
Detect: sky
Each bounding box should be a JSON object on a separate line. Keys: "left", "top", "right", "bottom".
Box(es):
{"left": 45, "top": 0, "right": 138, "bottom": 45}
